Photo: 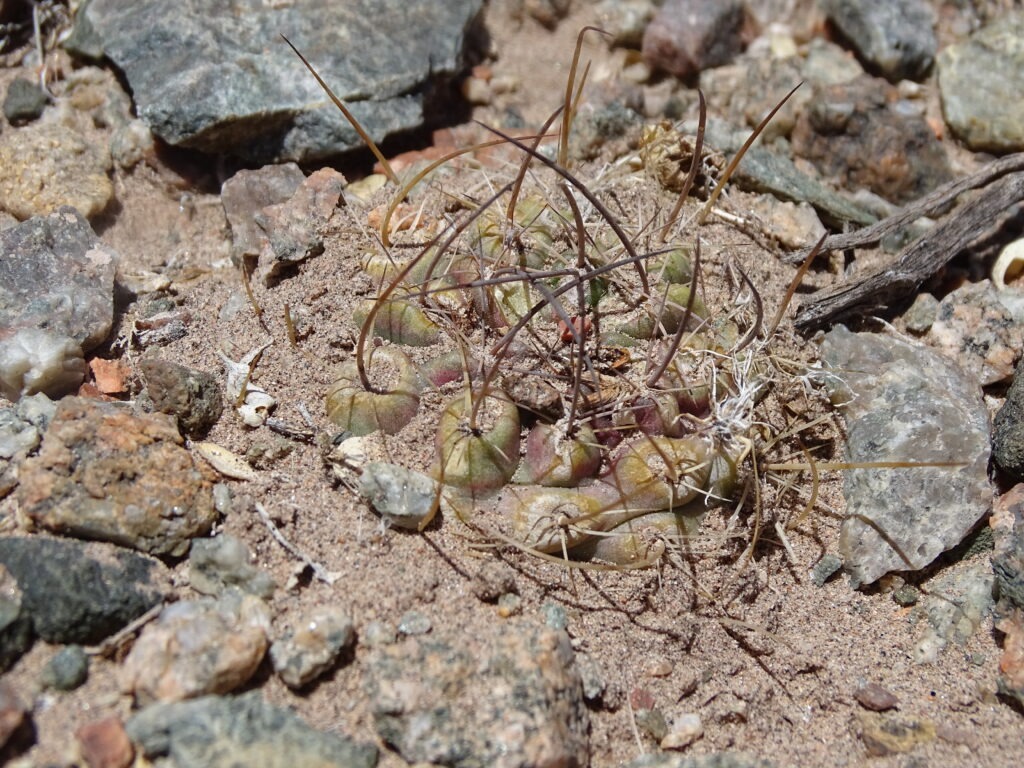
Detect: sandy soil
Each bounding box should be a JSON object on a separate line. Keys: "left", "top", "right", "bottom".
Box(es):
{"left": 2, "top": 2, "right": 1023, "bottom": 767}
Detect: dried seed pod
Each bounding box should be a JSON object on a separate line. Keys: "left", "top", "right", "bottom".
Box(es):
{"left": 434, "top": 388, "right": 521, "bottom": 494}
{"left": 325, "top": 346, "right": 421, "bottom": 436}
{"left": 515, "top": 422, "right": 602, "bottom": 487}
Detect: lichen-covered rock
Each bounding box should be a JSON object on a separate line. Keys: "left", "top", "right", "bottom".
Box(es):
{"left": 0, "top": 122, "right": 113, "bottom": 220}
{"left": 365, "top": 621, "right": 588, "bottom": 767}
{"left": 119, "top": 591, "right": 271, "bottom": 705}
{"left": 126, "top": 692, "right": 378, "bottom": 768}
{"left": 17, "top": 397, "right": 217, "bottom": 556}
{"left": 270, "top": 606, "right": 354, "bottom": 689}
{"left": 73, "top": 0, "right": 484, "bottom": 163}
{"left": 820, "top": 326, "right": 991, "bottom": 587}
{"left": 0, "top": 208, "right": 117, "bottom": 399}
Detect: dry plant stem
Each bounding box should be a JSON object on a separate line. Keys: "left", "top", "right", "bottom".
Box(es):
{"left": 281, "top": 35, "right": 399, "bottom": 185}
{"left": 768, "top": 233, "right": 826, "bottom": 337}
{"left": 646, "top": 238, "right": 701, "bottom": 387}
{"left": 560, "top": 182, "right": 592, "bottom": 435}
{"left": 254, "top": 502, "right": 340, "bottom": 585}
{"left": 283, "top": 303, "right": 298, "bottom": 347}
{"left": 783, "top": 150, "right": 1024, "bottom": 264}
{"left": 730, "top": 262, "right": 763, "bottom": 352}
{"left": 507, "top": 107, "right": 565, "bottom": 224}
{"left": 558, "top": 26, "right": 610, "bottom": 169}
{"left": 659, "top": 89, "right": 707, "bottom": 244}
{"left": 86, "top": 602, "right": 165, "bottom": 658}
{"left": 698, "top": 82, "right": 802, "bottom": 225}
{"left": 478, "top": 122, "right": 651, "bottom": 295}
{"left": 240, "top": 262, "right": 263, "bottom": 318}
{"left": 795, "top": 171, "right": 1024, "bottom": 329}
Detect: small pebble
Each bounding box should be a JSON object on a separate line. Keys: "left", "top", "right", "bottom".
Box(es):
{"left": 470, "top": 561, "right": 517, "bottom": 603}
{"left": 893, "top": 585, "right": 920, "bottom": 607}
{"left": 270, "top": 606, "right": 354, "bottom": 689}
{"left": 660, "top": 712, "right": 703, "bottom": 750}
{"left": 3, "top": 78, "right": 47, "bottom": 124}
{"left": 361, "top": 620, "right": 396, "bottom": 647}
{"left": 397, "top": 611, "right": 432, "bottom": 636}
{"left": 497, "top": 592, "right": 522, "bottom": 617}
{"left": 76, "top": 716, "right": 134, "bottom": 768}
{"left": 542, "top": 602, "right": 568, "bottom": 630}
{"left": 41, "top": 645, "right": 89, "bottom": 691}
{"left": 644, "top": 659, "right": 673, "bottom": 678}
{"left": 854, "top": 682, "right": 899, "bottom": 711}
{"left": 810, "top": 554, "right": 843, "bottom": 586}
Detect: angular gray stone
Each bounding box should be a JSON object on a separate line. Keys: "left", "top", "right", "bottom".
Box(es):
{"left": 819, "top": 326, "right": 992, "bottom": 587}
{"left": 938, "top": 13, "right": 1024, "bottom": 152}
{"left": 642, "top": 0, "right": 745, "bottom": 80}
{"left": 0, "top": 208, "right": 117, "bottom": 399}
{"left": 221, "top": 164, "right": 306, "bottom": 263}
{"left": 0, "top": 537, "right": 168, "bottom": 646}
{"left": 365, "top": 622, "right": 588, "bottom": 767}
{"left": 189, "top": 535, "right": 276, "bottom": 599}
{"left": 3, "top": 78, "right": 47, "bottom": 124}
{"left": 359, "top": 461, "right": 441, "bottom": 530}
{"left": 75, "top": 0, "right": 484, "bottom": 163}
{"left": 269, "top": 606, "right": 354, "bottom": 689}
{"left": 126, "top": 692, "right": 378, "bottom": 768}
{"left": 821, "top": 0, "right": 936, "bottom": 82}
{"left": 40, "top": 645, "right": 89, "bottom": 691}
{"left": 0, "top": 394, "right": 55, "bottom": 498}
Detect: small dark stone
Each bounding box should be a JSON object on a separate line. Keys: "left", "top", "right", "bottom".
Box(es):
{"left": 141, "top": 357, "right": 223, "bottom": 437}
{"left": 821, "top": 0, "right": 936, "bottom": 82}
{"left": 0, "top": 537, "right": 168, "bottom": 645}
{"left": 892, "top": 585, "right": 920, "bottom": 607}
{"left": 41, "top": 645, "right": 89, "bottom": 691}
{"left": 994, "top": 369, "right": 1024, "bottom": 482}
{"left": 810, "top": 554, "right": 843, "bottom": 587}
{"left": 0, "top": 564, "right": 32, "bottom": 672}
{"left": 854, "top": 682, "right": 899, "bottom": 712}
{"left": 3, "top": 78, "right": 47, "bottom": 124}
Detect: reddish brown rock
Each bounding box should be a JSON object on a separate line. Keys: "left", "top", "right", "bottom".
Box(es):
{"left": 642, "top": 0, "right": 747, "bottom": 80}
{"left": 17, "top": 397, "right": 216, "bottom": 556}
{"left": 76, "top": 716, "right": 134, "bottom": 768}
{"left": 854, "top": 683, "right": 899, "bottom": 712}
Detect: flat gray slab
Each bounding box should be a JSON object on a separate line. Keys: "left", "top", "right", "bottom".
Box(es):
{"left": 75, "top": 0, "right": 483, "bottom": 162}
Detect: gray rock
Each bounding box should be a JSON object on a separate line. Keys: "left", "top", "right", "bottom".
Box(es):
{"left": 790, "top": 76, "right": 952, "bottom": 205}
{"left": 18, "top": 397, "right": 217, "bottom": 557}
{"left": 141, "top": 357, "right": 224, "bottom": 437}
{"left": 126, "top": 691, "right": 378, "bottom": 768}
{"left": 902, "top": 293, "right": 939, "bottom": 334}
{"left": 365, "top": 622, "right": 588, "bottom": 767}
{"left": 221, "top": 164, "right": 306, "bottom": 263}
{"left": 270, "top": 606, "right": 354, "bottom": 689}
{"left": 819, "top": 326, "right": 992, "bottom": 587}
{"left": 74, "top": 0, "right": 484, "bottom": 163}
{"left": 701, "top": 121, "right": 876, "bottom": 228}
{"left": 993, "top": 487, "right": 1024, "bottom": 610}
{"left": 119, "top": 591, "right": 271, "bottom": 705}
{"left": 994, "top": 368, "right": 1024, "bottom": 482}
{"left": 254, "top": 168, "right": 345, "bottom": 285}
{"left": 0, "top": 124, "right": 113, "bottom": 220}
{"left": 189, "top": 535, "right": 276, "bottom": 599}
{"left": 938, "top": 13, "right": 1024, "bottom": 152}
{"left": 0, "top": 537, "right": 168, "bottom": 645}
{"left": 40, "top": 645, "right": 89, "bottom": 691}
{"left": 0, "top": 564, "right": 31, "bottom": 672}
{"left": 3, "top": 78, "right": 47, "bottom": 124}
{"left": 0, "top": 208, "right": 117, "bottom": 400}
{"left": 595, "top": 0, "right": 657, "bottom": 48}
{"left": 623, "top": 751, "right": 776, "bottom": 768}
{"left": 912, "top": 563, "right": 994, "bottom": 663}
{"left": 820, "top": 0, "right": 936, "bottom": 82}
{"left": 809, "top": 554, "right": 843, "bottom": 587}
{"left": 642, "top": 0, "right": 745, "bottom": 80}
{"left": 396, "top": 611, "right": 432, "bottom": 636}
{"left": 359, "top": 461, "right": 441, "bottom": 530}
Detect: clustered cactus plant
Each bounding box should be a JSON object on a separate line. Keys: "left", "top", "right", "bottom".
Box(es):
{"left": 294, "top": 30, "right": 825, "bottom": 569}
